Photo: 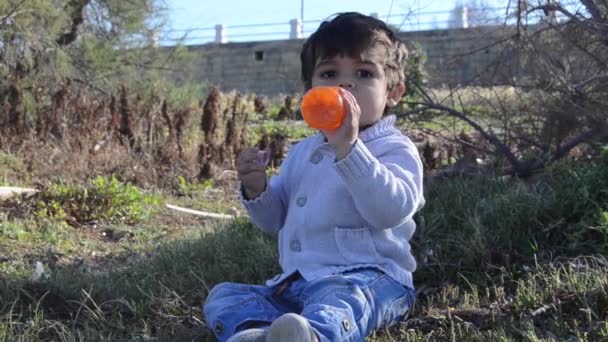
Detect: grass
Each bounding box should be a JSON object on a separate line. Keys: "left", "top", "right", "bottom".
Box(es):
{"left": 0, "top": 157, "right": 607, "bottom": 340}
{"left": 33, "top": 176, "right": 162, "bottom": 225}
{"left": 0, "top": 153, "right": 29, "bottom": 187}
{"left": 248, "top": 120, "right": 316, "bottom": 144}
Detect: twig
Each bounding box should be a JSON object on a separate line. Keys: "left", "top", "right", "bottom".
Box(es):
{"left": 0, "top": 186, "right": 39, "bottom": 200}
{"left": 551, "top": 126, "right": 608, "bottom": 162}
{"left": 527, "top": 303, "right": 554, "bottom": 319}
{"left": 527, "top": 4, "right": 607, "bottom": 38}
{"left": 407, "top": 102, "right": 523, "bottom": 173}
{"left": 165, "top": 204, "right": 235, "bottom": 220}
{"left": 445, "top": 33, "right": 518, "bottom": 61}
{"left": 0, "top": 0, "right": 27, "bottom": 26}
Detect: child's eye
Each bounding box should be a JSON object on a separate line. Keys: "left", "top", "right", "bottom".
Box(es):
{"left": 357, "top": 70, "right": 373, "bottom": 78}
{"left": 319, "top": 70, "right": 336, "bottom": 79}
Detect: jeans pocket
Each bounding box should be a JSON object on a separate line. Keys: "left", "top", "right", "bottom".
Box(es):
{"left": 204, "top": 282, "right": 249, "bottom": 307}
{"left": 334, "top": 227, "right": 380, "bottom": 264}
{"left": 204, "top": 283, "right": 272, "bottom": 340}
{"left": 382, "top": 285, "right": 414, "bottom": 327}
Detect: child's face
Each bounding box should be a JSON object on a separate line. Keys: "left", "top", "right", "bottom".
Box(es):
{"left": 311, "top": 49, "right": 403, "bottom": 128}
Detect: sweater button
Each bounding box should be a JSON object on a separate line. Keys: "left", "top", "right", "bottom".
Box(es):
{"left": 296, "top": 196, "right": 307, "bottom": 207}
{"left": 214, "top": 322, "right": 224, "bottom": 335}
{"left": 290, "top": 239, "right": 302, "bottom": 252}
{"left": 310, "top": 152, "right": 323, "bottom": 164}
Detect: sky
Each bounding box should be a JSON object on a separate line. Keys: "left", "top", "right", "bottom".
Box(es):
{"left": 163, "top": 0, "right": 508, "bottom": 45}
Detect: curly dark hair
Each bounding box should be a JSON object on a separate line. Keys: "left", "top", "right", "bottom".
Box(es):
{"left": 300, "top": 12, "right": 408, "bottom": 91}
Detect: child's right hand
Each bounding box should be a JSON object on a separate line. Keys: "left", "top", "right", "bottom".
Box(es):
{"left": 237, "top": 148, "right": 268, "bottom": 200}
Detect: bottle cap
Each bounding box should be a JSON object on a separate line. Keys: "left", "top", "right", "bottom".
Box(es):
{"left": 300, "top": 87, "right": 345, "bottom": 130}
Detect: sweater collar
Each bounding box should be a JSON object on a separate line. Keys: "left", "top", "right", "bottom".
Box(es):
{"left": 314, "top": 114, "right": 398, "bottom": 145}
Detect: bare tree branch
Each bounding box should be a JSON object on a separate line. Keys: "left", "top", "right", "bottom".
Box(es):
{"left": 406, "top": 102, "right": 523, "bottom": 173}
{"left": 552, "top": 126, "right": 608, "bottom": 162}
{"left": 527, "top": 4, "right": 608, "bottom": 39}
{"left": 446, "top": 33, "right": 518, "bottom": 61}
{"left": 580, "top": 0, "right": 607, "bottom": 22}
{"left": 57, "top": 0, "right": 91, "bottom": 46}
{"left": 0, "top": 0, "right": 27, "bottom": 27}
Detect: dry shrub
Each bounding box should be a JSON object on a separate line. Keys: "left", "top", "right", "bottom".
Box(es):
{"left": 0, "top": 80, "right": 250, "bottom": 191}
{"left": 198, "top": 88, "right": 250, "bottom": 180}
{"left": 256, "top": 132, "right": 288, "bottom": 168}
{"left": 253, "top": 95, "right": 267, "bottom": 115}
{"left": 276, "top": 95, "right": 295, "bottom": 121}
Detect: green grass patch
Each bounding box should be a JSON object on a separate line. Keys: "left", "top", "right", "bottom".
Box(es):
{"left": 0, "top": 219, "right": 73, "bottom": 251}
{"left": 413, "top": 162, "right": 608, "bottom": 286}
{"left": 0, "top": 218, "right": 278, "bottom": 341}
{"left": 248, "top": 120, "right": 315, "bottom": 144}
{"left": 390, "top": 257, "right": 608, "bottom": 341}
{"left": 49, "top": 218, "right": 278, "bottom": 301}
{"left": 1, "top": 162, "right": 607, "bottom": 341}
{"left": 176, "top": 176, "right": 214, "bottom": 197}
{"left": 0, "top": 152, "right": 29, "bottom": 186}
{"left": 35, "top": 176, "right": 161, "bottom": 225}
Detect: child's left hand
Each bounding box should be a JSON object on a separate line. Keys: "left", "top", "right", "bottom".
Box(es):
{"left": 322, "top": 88, "right": 360, "bottom": 160}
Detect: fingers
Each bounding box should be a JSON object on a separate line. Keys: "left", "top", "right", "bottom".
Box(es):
{"left": 339, "top": 88, "right": 357, "bottom": 106}
{"left": 238, "top": 148, "right": 266, "bottom": 175}
{"left": 338, "top": 89, "right": 360, "bottom": 123}
{"left": 257, "top": 149, "right": 270, "bottom": 166}
{"left": 239, "top": 147, "right": 259, "bottom": 161}
{"left": 238, "top": 163, "right": 265, "bottom": 177}
{"left": 238, "top": 148, "right": 259, "bottom": 166}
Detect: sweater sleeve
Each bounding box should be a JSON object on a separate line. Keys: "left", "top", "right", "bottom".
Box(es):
{"left": 334, "top": 137, "right": 424, "bottom": 230}
{"left": 239, "top": 145, "right": 297, "bottom": 234}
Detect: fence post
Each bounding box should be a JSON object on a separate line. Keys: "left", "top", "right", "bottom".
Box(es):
{"left": 150, "top": 29, "right": 160, "bottom": 47}
{"left": 461, "top": 6, "right": 469, "bottom": 28}
{"left": 215, "top": 24, "right": 226, "bottom": 43}
{"left": 290, "top": 18, "right": 303, "bottom": 39}
{"left": 545, "top": 9, "right": 558, "bottom": 24}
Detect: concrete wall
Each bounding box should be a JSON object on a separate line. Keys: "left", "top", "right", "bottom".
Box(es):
{"left": 187, "top": 26, "right": 518, "bottom": 96}
{"left": 401, "top": 26, "right": 518, "bottom": 87}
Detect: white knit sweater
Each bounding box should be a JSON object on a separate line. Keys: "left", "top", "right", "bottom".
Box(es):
{"left": 241, "top": 115, "right": 425, "bottom": 288}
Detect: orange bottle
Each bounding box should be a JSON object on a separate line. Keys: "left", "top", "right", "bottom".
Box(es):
{"left": 300, "top": 86, "right": 345, "bottom": 131}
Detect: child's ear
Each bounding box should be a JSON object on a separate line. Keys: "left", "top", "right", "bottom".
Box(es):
{"left": 387, "top": 83, "right": 406, "bottom": 107}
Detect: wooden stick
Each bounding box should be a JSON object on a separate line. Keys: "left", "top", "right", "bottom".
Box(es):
{"left": 165, "top": 203, "right": 236, "bottom": 220}
{"left": 0, "top": 186, "right": 39, "bottom": 200}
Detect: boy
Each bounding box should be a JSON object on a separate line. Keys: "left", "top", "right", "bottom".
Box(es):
{"left": 204, "top": 12, "right": 424, "bottom": 342}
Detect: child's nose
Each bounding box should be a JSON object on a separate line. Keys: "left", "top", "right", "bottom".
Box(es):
{"left": 338, "top": 80, "right": 355, "bottom": 90}
{"left": 337, "top": 75, "right": 355, "bottom": 90}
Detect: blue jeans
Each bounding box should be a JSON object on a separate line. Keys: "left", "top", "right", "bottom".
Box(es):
{"left": 203, "top": 268, "right": 414, "bottom": 342}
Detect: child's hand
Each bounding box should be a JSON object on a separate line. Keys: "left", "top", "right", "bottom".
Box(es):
{"left": 237, "top": 148, "right": 268, "bottom": 199}
{"left": 322, "top": 88, "right": 360, "bottom": 160}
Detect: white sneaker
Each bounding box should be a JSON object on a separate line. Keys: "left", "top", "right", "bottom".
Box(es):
{"left": 266, "top": 313, "right": 318, "bottom": 342}
{"left": 226, "top": 327, "right": 268, "bottom": 342}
